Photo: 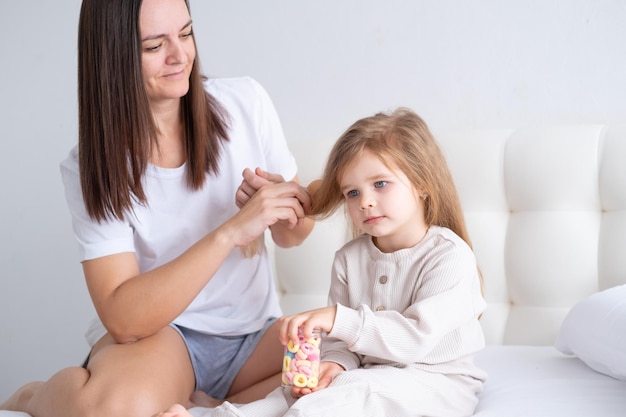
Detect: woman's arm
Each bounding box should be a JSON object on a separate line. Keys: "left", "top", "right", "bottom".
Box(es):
{"left": 236, "top": 167, "right": 314, "bottom": 248}
{"left": 84, "top": 178, "right": 311, "bottom": 344}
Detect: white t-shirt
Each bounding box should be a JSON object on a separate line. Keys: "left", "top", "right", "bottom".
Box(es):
{"left": 60, "top": 77, "right": 296, "bottom": 345}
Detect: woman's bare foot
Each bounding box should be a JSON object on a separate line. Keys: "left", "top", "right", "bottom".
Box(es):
{"left": 0, "top": 381, "right": 43, "bottom": 411}
{"left": 152, "top": 390, "right": 224, "bottom": 416}
{"left": 153, "top": 403, "right": 192, "bottom": 417}
{"left": 190, "top": 390, "right": 225, "bottom": 408}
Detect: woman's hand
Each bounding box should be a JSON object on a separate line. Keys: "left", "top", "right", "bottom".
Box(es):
{"left": 278, "top": 306, "right": 337, "bottom": 347}
{"left": 225, "top": 179, "right": 309, "bottom": 245}
{"left": 230, "top": 167, "right": 314, "bottom": 248}
{"left": 236, "top": 167, "right": 284, "bottom": 208}
{"left": 290, "top": 361, "right": 344, "bottom": 397}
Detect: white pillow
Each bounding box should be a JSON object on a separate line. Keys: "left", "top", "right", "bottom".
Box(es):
{"left": 555, "top": 284, "right": 626, "bottom": 381}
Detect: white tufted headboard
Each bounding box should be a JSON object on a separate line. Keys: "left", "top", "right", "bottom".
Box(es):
{"left": 271, "top": 125, "right": 626, "bottom": 346}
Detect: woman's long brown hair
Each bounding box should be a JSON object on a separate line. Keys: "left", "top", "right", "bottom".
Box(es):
{"left": 77, "top": 0, "right": 228, "bottom": 222}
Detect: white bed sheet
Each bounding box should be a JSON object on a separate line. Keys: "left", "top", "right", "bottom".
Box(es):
{"left": 2, "top": 346, "right": 624, "bottom": 417}
{"left": 472, "top": 345, "right": 626, "bottom": 416}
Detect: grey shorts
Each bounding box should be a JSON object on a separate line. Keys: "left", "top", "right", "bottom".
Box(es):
{"left": 172, "top": 318, "right": 277, "bottom": 400}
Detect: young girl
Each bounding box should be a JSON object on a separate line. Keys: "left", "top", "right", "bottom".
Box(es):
{"left": 157, "top": 108, "right": 486, "bottom": 417}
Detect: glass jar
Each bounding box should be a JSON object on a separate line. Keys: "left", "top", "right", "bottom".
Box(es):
{"left": 281, "top": 328, "right": 322, "bottom": 388}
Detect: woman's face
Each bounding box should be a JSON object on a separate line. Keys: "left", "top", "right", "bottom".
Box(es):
{"left": 139, "top": 0, "right": 196, "bottom": 107}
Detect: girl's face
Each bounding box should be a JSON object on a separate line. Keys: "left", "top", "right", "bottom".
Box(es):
{"left": 139, "top": 0, "right": 196, "bottom": 107}
{"left": 339, "top": 150, "right": 428, "bottom": 253}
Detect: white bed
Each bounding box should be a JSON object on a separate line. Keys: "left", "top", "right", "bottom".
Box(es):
{"left": 471, "top": 346, "right": 626, "bottom": 416}
{"left": 2, "top": 346, "right": 624, "bottom": 417}
{"left": 177, "top": 345, "right": 626, "bottom": 417}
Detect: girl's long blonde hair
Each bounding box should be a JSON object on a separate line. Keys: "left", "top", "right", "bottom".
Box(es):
{"left": 310, "top": 108, "right": 484, "bottom": 293}
{"left": 310, "top": 107, "right": 474, "bottom": 252}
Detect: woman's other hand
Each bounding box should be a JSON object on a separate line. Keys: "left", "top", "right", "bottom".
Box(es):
{"left": 230, "top": 167, "right": 314, "bottom": 248}
{"left": 236, "top": 167, "right": 282, "bottom": 208}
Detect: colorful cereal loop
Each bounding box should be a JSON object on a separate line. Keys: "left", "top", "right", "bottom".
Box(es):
{"left": 293, "top": 373, "right": 308, "bottom": 388}
{"left": 282, "top": 355, "right": 291, "bottom": 372}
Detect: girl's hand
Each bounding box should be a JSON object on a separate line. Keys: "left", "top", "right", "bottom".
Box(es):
{"left": 278, "top": 306, "right": 337, "bottom": 346}
{"left": 291, "top": 361, "right": 344, "bottom": 397}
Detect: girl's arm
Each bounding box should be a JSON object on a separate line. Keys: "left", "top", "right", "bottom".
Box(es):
{"left": 279, "top": 256, "right": 362, "bottom": 372}
{"left": 328, "top": 248, "right": 485, "bottom": 365}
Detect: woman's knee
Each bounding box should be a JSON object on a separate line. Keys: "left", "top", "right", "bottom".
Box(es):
{"left": 63, "top": 368, "right": 180, "bottom": 417}
{"left": 61, "top": 328, "right": 193, "bottom": 417}
{"left": 85, "top": 340, "right": 193, "bottom": 415}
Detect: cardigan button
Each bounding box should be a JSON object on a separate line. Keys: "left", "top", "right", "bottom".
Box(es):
{"left": 379, "top": 275, "right": 388, "bottom": 284}
{"left": 376, "top": 306, "right": 386, "bottom": 311}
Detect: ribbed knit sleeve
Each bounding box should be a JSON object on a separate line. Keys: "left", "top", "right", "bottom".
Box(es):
{"left": 322, "top": 227, "right": 486, "bottom": 379}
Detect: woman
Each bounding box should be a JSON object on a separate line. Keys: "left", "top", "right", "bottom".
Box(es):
{"left": 0, "top": 0, "right": 313, "bottom": 416}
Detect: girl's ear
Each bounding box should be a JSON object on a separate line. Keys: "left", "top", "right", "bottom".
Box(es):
{"left": 413, "top": 186, "right": 428, "bottom": 201}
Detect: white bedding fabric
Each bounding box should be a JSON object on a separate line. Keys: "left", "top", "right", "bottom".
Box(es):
{"left": 2, "top": 346, "right": 625, "bottom": 417}
{"left": 471, "top": 346, "right": 626, "bottom": 417}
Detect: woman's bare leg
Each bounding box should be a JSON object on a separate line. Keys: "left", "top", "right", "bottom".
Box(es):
{"left": 153, "top": 403, "right": 193, "bottom": 417}
{"left": 226, "top": 374, "right": 282, "bottom": 404}
{"left": 187, "top": 320, "right": 284, "bottom": 409}
{"left": 225, "top": 320, "right": 284, "bottom": 403}
{"left": 153, "top": 321, "right": 284, "bottom": 416}
{"left": 189, "top": 390, "right": 225, "bottom": 408}
{"left": 1, "top": 326, "right": 195, "bottom": 417}
{"left": 1, "top": 382, "right": 45, "bottom": 411}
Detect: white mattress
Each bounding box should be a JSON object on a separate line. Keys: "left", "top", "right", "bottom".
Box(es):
{"left": 471, "top": 345, "right": 626, "bottom": 416}
{"left": 2, "top": 346, "right": 624, "bottom": 417}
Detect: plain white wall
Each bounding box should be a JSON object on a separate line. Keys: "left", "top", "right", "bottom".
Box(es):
{"left": 1, "top": 0, "right": 625, "bottom": 401}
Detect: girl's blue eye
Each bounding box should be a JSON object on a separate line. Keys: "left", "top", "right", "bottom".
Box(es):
{"left": 374, "top": 181, "right": 387, "bottom": 188}
{"left": 346, "top": 190, "right": 359, "bottom": 198}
